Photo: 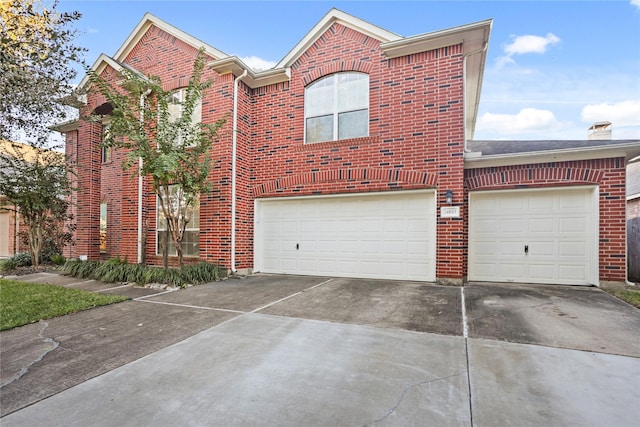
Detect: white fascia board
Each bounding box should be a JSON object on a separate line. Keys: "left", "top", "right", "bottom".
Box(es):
{"left": 380, "top": 19, "right": 492, "bottom": 58}
{"left": 51, "top": 119, "right": 79, "bottom": 133}
{"left": 464, "top": 142, "right": 640, "bottom": 169}
{"left": 113, "top": 13, "right": 228, "bottom": 63}
{"left": 381, "top": 19, "right": 492, "bottom": 142}
{"left": 76, "top": 54, "right": 124, "bottom": 92}
{"left": 276, "top": 8, "right": 401, "bottom": 68}
{"left": 208, "top": 57, "right": 290, "bottom": 88}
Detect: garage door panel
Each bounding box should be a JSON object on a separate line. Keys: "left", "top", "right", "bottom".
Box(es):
{"left": 256, "top": 191, "right": 436, "bottom": 281}
{"left": 469, "top": 187, "right": 596, "bottom": 286}
{"left": 559, "top": 217, "right": 588, "bottom": 233}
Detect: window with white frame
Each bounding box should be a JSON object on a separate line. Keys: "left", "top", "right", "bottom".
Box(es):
{"left": 304, "top": 72, "right": 369, "bottom": 144}
{"left": 167, "top": 88, "right": 202, "bottom": 146}
{"left": 101, "top": 123, "right": 112, "bottom": 163}
{"left": 156, "top": 185, "right": 200, "bottom": 257}
{"left": 99, "top": 202, "right": 107, "bottom": 253}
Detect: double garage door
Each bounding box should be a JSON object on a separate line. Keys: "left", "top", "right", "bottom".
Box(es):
{"left": 254, "top": 191, "right": 436, "bottom": 281}
{"left": 469, "top": 187, "right": 598, "bottom": 286}
{"left": 254, "top": 187, "right": 598, "bottom": 285}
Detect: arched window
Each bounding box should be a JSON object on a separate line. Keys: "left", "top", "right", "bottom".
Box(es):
{"left": 304, "top": 72, "right": 369, "bottom": 144}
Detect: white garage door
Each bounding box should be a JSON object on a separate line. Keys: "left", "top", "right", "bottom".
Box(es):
{"left": 255, "top": 190, "right": 436, "bottom": 281}
{"left": 469, "top": 187, "right": 598, "bottom": 286}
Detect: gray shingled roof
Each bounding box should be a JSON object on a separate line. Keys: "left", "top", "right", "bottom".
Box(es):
{"left": 465, "top": 139, "right": 640, "bottom": 198}
{"left": 466, "top": 139, "right": 638, "bottom": 156}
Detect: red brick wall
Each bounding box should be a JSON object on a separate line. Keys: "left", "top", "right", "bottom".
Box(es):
{"left": 464, "top": 158, "right": 628, "bottom": 282}
{"left": 248, "top": 23, "right": 466, "bottom": 280}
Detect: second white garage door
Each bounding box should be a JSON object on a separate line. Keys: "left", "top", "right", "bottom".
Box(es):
{"left": 254, "top": 190, "right": 436, "bottom": 281}
{"left": 468, "top": 186, "right": 598, "bottom": 286}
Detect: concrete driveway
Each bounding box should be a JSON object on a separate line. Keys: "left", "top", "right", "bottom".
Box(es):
{"left": 1, "top": 273, "right": 639, "bottom": 426}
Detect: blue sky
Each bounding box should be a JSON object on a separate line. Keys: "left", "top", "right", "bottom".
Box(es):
{"left": 60, "top": 0, "right": 640, "bottom": 140}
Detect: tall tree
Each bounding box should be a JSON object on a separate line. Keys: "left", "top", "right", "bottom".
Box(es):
{"left": 0, "top": 0, "right": 85, "bottom": 143}
{"left": 0, "top": 0, "right": 83, "bottom": 265}
{"left": 89, "top": 49, "right": 226, "bottom": 267}
{"left": 0, "top": 141, "right": 74, "bottom": 266}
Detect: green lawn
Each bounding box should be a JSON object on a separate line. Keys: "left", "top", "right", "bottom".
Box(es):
{"left": 0, "top": 278, "right": 128, "bottom": 331}
{"left": 607, "top": 288, "right": 640, "bottom": 309}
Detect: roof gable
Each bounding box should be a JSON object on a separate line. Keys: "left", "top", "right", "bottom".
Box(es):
{"left": 113, "top": 13, "right": 227, "bottom": 63}
{"left": 276, "top": 8, "right": 401, "bottom": 68}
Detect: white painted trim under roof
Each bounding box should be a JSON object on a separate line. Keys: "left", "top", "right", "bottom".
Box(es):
{"left": 113, "top": 13, "right": 228, "bottom": 64}
{"left": 208, "top": 56, "right": 290, "bottom": 89}
{"left": 276, "top": 8, "right": 401, "bottom": 68}
{"left": 76, "top": 53, "right": 125, "bottom": 92}
{"left": 464, "top": 141, "right": 640, "bottom": 169}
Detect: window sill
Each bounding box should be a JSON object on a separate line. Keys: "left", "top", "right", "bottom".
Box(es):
{"left": 298, "top": 135, "right": 379, "bottom": 151}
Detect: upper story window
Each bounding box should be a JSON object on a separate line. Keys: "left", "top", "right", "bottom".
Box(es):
{"left": 167, "top": 88, "right": 202, "bottom": 147}
{"left": 101, "top": 123, "right": 112, "bottom": 163}
{"left": 304, "top": 72, "right": 369, "bottom": 144}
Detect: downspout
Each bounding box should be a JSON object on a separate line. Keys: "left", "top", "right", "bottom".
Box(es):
{"left": 463, "top": 42, "right": 488, "bottom": 153}
{"left": 231, "top": 70, "right": 248, "bottom": 273}
{"left": 138, "top": 89, "right": 152, "bottom": 264}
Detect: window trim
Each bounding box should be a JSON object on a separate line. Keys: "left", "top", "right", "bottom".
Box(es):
{"left": 101, "top": 122, "right": 112, "bottom": 163}
{"left": 155, "top": 185, "right": 200, "bottom": 257}
{"left": 304, "top": 72, "right": 369, "bottom": 144}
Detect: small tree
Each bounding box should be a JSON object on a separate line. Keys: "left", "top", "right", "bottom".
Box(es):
{"left": 89, "top": 49, "right": 226, "bottom": 267}
{"left": 0, "top": 142, "right": 74, "bottom": 267}
{"left": 0, "top": 0, "right": 82, "bottom": 266}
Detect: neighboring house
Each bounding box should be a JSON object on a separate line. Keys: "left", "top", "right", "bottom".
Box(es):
{"left": 627, "top": 161, "right": 640, "bottom": 283}
{"left": 0, "top": 140, "right": 63, "bottom": 258}
{"left": 56, "top": 9, "right": 640, "bottom": 286}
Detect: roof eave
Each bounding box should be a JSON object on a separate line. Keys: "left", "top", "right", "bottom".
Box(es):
{"left": 51, "top": 119, "right": 79, "bottom": 133}
{"left": 382, "top": 19, "right": 492, "bottom": 142}
{"left": 208, "top": 57, "right": 291, "bottom": 88}
{"left": 464, "top": 142, "right": 640, "bottom": 169}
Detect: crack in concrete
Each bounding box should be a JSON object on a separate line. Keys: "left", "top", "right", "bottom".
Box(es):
{"left": 0, "top": 321, "right": 59, "bottom": 388}
{"left": 366, "top": 370, "right": 467, "bottom": 426}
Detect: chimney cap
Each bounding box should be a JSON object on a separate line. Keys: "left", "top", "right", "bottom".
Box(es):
{"left": 588, "top": 121, "right": 611, "bottom": 130}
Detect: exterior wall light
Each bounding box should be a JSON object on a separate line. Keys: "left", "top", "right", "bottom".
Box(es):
{"left": 445, "top": 189, "right": 453, "bottom": 204}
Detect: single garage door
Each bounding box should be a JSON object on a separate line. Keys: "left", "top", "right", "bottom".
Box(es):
{"left": 254, "top": 190, "right": 436, "bottom": 281}
{"left": 469, "top": 186, "right": 598, "bottom": 286}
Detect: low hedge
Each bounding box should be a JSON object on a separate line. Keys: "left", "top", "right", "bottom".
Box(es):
{"left": 62, "top": 258, "right": 225, "bottom": 288}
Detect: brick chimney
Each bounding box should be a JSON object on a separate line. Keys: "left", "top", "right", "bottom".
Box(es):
{"left": 588, "top": 121, "right": 612, "bottom": 140}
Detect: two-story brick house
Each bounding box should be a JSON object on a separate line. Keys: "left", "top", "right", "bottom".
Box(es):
{"left": 58, "top": 9, "right": 639, "bottom": 286}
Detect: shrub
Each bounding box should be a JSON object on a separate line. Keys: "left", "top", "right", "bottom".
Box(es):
{"left": 62, "top": 259, "right": 100, "bottom": 279}
{"left": 0, "top": 258, "right": 18, "bottom": 272}
{"left": 12, "top": 252, "right": 32, "bottom": 267}
{"left": 62, "top": 258, "right": 224, "bottom": 288}
{"left": 50, "top": 254, "right": 66, "bottom": 265}
{"left": 181, "top": 262, "right": 224, "bottom": 284}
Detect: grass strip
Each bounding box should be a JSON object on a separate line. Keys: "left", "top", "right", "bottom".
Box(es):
{"left": 0, "top": 278, "right": 128, "bottom": 331}
{"left": 606, "top": 288, "right": 640, "bottom": 309}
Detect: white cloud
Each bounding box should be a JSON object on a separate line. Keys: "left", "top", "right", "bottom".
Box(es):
{"left": 239, "top": 56, "right": 277, "bottom": 71}
{"left": 632, "top": 0, "right": 640, "bottom": 10}
{"left": 504, "top": 33, "right": 561, "bottom": 56}
{"left": 581, "top": 100, "right": 640, "bottom": 127}
{"left": 477, "top": 108, "right": 565, "bottom": 137}
{"left": 496, "top": 33, "right": 560, "bottom": 68}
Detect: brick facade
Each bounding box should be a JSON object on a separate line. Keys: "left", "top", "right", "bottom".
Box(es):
{"left": 61, "top": 11, "right": 632, "bottom": 285}
{"left": 465, "top": 158, "right": 627, "bottom": 282}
